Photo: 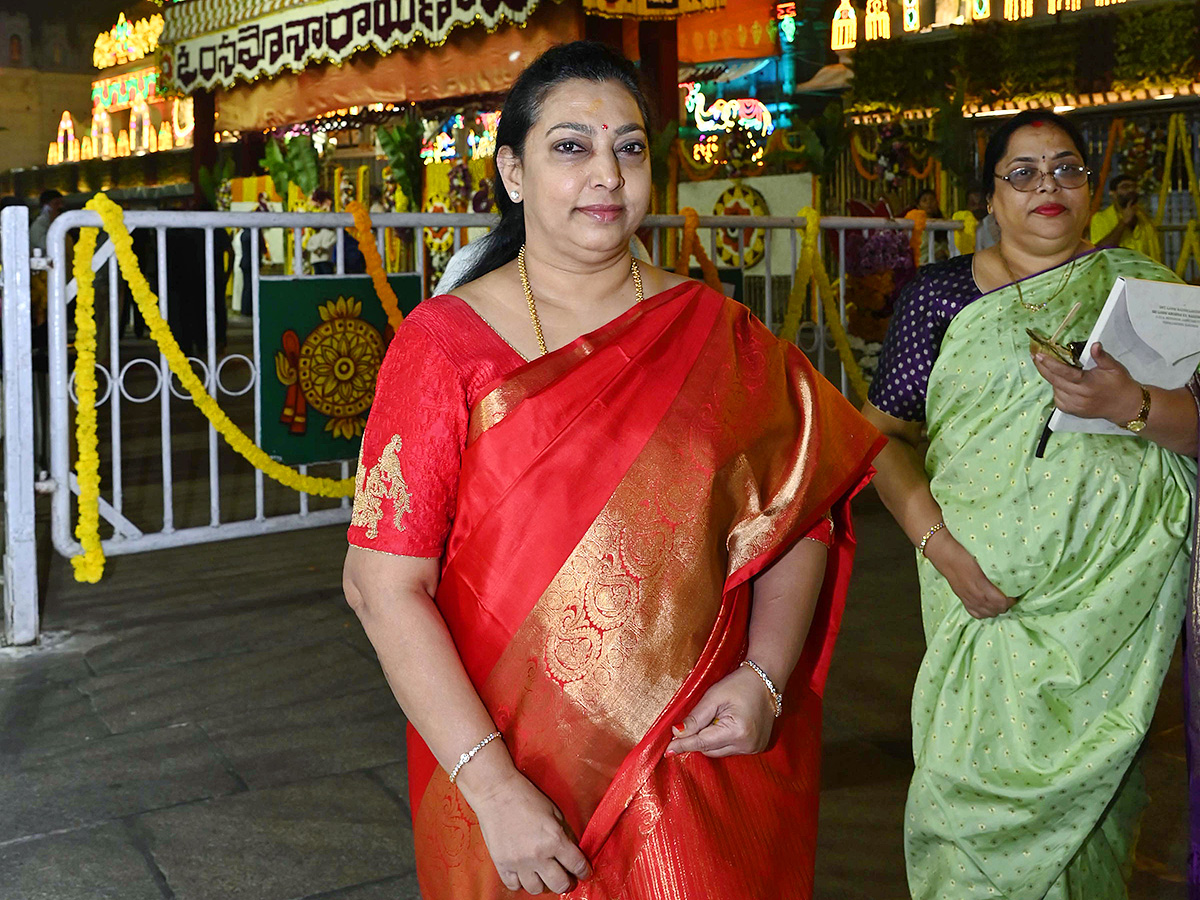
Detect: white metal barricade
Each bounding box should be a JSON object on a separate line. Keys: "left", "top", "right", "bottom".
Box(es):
{"left": 2, "top": 208, "right": 962, "bottom": 644}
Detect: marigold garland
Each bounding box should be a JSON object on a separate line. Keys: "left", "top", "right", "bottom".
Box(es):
{"left": 951, "top": 210, "right": 977, "bottom": 256}
{"left": 779, "top": 207, "right": 871, "bottom": 403}
{"left": 673, "top": 207, "right": 723, "bottom": 291}
{"left": 1091, "top": 117, "right": 1125, "bottom": 216}
{"left": 904, "top": 209, "right": 927, "bottom": 266}
{"left": 70, "top": 194, "right": 356, "bottom": 581}
{"left": 1176, "top": 219, "right": 1200, "bottom": 280}
{"left": 71, "top": 226, "right": 105, "bottom": 583}
{"left": 850, "top": 134, "right": 880, "bottom": 181}
{"left": 344, "top": 200, "right": 404, "bottom": 333}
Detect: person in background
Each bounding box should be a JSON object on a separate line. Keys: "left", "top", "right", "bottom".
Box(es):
{"left": 29, "top": 189, "right": 63, "bottom": 254}
{"left": 915, "top": 189, "right": 949, "bottom": 260}
{"left": 967, "top": 187, "right": 1000, "bottom": 250}
{"left": 864, "top": 108, "right": 1196, "bottom": 899}
{"left": 368, "top": 185, "right": 385, "bottom": 214}
{"left": 915, "top": 188, "right": 943, "bottom": 219}
{"left": 1090, "top": 171, "right": 1162, "bottom": 262}
{"left": 306, "top": 188, "right": 336, "bottom": 274}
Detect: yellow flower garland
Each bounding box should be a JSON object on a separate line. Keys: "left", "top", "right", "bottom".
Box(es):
{"left": 71, "top": 226, "right": 105, "bottom": 583}
{"left": 904, "top": 209, "right": 927, "bottom": 267}
{"left": 344, "top": 200, "right": 405, "bottom": 333}
{"left": 70, "top": 194, "right": 356, "bottom": 582}
{"left": 673, "top": 207, "right": 722, "bottom": 291}
{"left": 779, "top": 207, "right": 871, "bottom": 403}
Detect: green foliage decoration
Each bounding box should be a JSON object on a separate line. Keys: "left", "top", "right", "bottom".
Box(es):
{"left": 848, "top": 8, "right": 1193, "bottom": 113}
{"left": 1112, "top": 2, "right": 1198, "bottom": 92}
{"left": 376, "top": 113, "right": 425, "bottom": 208}
{"left": 197, "top": 155, "right": 234, "bottom": 209}
{"left": 261, "top": 134, "right": 319, "bottom": 199}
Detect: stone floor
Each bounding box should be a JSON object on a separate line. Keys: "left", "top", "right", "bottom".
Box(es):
{"left": 0, "top": 486, "right": 1189, "bottom": 899}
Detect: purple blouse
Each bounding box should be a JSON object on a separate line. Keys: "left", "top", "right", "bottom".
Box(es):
{"left": 867, "top": 254, "right": 982, "bottom": 422}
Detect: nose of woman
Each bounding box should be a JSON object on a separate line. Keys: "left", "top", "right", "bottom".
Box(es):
{"left": 590, "top": 148, "right": 624, "bottom": 192}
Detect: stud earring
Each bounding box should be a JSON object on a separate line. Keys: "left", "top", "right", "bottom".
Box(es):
{"left": 510, "top": 190, "right": 520, "bottom": 202}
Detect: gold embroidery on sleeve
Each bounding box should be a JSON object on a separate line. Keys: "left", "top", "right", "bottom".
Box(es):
{"left": 351, "top": 434, "right": 412, "bottom": 539}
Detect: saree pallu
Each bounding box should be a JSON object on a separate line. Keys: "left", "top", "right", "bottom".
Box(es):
{"left": 409, "top": 282, "right": 883, "bottom": 899}
{"left": 908, "top": 249, "right": 1196, "bottom": 899}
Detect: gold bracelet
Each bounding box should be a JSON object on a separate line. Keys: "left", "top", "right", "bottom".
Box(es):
{"left": 740, "top": 659, "right": 783, "bottom": 717}
{"left": 917, "top": 521, "right": 946, "bottom": 556}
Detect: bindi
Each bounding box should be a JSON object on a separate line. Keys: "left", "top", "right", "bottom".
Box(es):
{"left": 1030, "top": 121, "right": 1045, "bottom": 128}
{"left": 601, "top": 124, "right": 608, "bottom": 130}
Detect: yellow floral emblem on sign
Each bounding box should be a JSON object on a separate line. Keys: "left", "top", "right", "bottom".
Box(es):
{"left": 275, "top": 296, "right": 385, "bottom": 440}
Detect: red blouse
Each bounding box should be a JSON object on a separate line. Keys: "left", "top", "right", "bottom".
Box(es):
{"left": 347, "top": 294, "right": 833, "bottom": 558}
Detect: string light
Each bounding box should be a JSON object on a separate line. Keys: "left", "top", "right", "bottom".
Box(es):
{"left": 1004, "top": 0, "right": 1033, "bottom": 20}
{"left": 92, "top": 68, "right": 158, "bottom": 113}
{"left": 775, "top": 2, "right": 797, "bottom": 43}
{"left": 93, "top": 13, "right": 163, "bottom": 70}
{"left": 865, "top": 0, "right": 891, "bottom": 40}
{"left": 831, "top": 0, "right": 858, "bottom": 50}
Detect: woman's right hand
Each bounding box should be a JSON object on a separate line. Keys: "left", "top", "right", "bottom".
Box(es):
{"left": 468, "top": 769, "right": 592, "bottom": 895}
{"left": 923, "top": 530, "right": 1015, "bottom": 619}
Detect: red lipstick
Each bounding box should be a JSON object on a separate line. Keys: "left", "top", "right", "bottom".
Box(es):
{"left": 1033, "top": 203, "right": 1066, "bottom": 216}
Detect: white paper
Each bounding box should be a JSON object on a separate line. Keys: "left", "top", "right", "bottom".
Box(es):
{"left": 1047, "top": 277, "right": 1200, "bottom": 435}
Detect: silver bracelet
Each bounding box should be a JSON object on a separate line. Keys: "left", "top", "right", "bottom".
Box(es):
{"left": 740, "top": 659, "right": 782, "bottom": 718}
{"left": 448, "top": 731, "right": 502, "bottom": 785}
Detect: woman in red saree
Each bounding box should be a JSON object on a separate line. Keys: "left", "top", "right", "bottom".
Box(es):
{"left": 343, "top": 42, "right": 883, "bottom": 898}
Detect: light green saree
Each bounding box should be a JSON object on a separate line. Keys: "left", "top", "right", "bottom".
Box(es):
{"left": 907, "top": 248, "right": 1196, "bottom": 899}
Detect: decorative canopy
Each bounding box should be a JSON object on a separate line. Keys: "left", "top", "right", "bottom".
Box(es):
{"left": 582, "top": 0, "right": 723, "bottom": 19}
{"left": 160, "top": 0, "right": 549, "bottom": 93}
{"left": 214, "top": 0, "right": 582, "bottom": 132}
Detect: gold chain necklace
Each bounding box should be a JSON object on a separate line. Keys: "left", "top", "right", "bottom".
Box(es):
{"left": 999, "top": 250, "right": 1077, "bottom": 312}
{"left": 518, "top": 244, "right": 643, "bottom": 356}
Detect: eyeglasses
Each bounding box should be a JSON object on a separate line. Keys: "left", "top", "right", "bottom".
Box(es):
{"left": 995, "top": 164, "right": 1091, "bottom": 192}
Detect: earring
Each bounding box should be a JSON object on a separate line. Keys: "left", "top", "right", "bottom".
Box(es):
{"left": 510, "top": 190, "right": 520, "bottom": 202}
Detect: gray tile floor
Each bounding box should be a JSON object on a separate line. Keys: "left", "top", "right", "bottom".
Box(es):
{"left": 0, "top": 493, "right": 1188, "bottom": 899}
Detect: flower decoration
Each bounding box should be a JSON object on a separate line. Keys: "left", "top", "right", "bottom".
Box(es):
{"left": 71, "top": 194, "right": 358, "bottom": 581}
{"left": 448, "top": 161, "right": 473, "bottom": 212}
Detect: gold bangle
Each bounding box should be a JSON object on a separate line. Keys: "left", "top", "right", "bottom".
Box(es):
{"left": 740, "top": 659, "right": 783, "bottom": 717}
{"left": 917, "top": 521, "right": 946, "bottom": 556}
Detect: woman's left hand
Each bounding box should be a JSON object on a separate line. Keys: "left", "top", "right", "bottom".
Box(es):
{"left": 665, "top": 666, "right": 777, "bottom": 758}
{"left": 1031, "top": 341, "right": 1143, "bottom": 423}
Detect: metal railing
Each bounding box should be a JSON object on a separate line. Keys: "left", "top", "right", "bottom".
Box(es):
{"left": 2, "top": 208, "right": 964, "bottom": 644}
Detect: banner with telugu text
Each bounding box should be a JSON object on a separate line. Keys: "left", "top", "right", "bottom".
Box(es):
{"left": 161, "top": 0, "right": 544, "bottom": 93}
{"left": 258, "top": 273, "right": 422, "bottom": 466}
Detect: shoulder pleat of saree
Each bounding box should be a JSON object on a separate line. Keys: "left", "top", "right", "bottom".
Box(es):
{"left": 409, "top": 280, "right": 884, "bottom": 900}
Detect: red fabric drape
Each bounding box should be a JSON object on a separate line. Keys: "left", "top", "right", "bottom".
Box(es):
{"left": 409, "top": 282, "right": 884, "bottom": 899}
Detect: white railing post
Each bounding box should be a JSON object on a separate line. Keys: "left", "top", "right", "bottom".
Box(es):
{"left": 3, "top": 205, "right": 39, "bottom": 644}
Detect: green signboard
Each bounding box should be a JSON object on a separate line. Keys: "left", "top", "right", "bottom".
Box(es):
{"left": 258, "top": 274, "right": 422, "bottom": 466}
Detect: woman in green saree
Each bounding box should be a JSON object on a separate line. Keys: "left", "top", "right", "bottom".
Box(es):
{"left": 863, "top": 109, "right": 1199, "bottom": 898}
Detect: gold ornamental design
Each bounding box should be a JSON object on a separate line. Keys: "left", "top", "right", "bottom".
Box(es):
{"left": 713, "top": 182, "right": 769, "bottom": 268}
{"left": 275, "top": 296, "right": 385, "bottom": 440}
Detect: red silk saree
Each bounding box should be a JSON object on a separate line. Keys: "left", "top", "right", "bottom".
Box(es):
{"left": 398, "top": 281, "right": 883, "bottom": 898}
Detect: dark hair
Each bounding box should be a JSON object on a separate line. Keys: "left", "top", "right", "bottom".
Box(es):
{"left": 1109, "top": 172, "right": 1136, "bottom": 192}
{"left": 0, "top": 195, "right": 24, "bottom": 210}
{"left": 457, "top": 41, "right": 652, "bottom": 287}
{"left": 311, "top": 188, "right": 332, "bottom": 205}
{"left": 980, "top": 109, "right": 1089, "bottom": 199}
{"left": 39, "top": 189, "right": 62, "bottom": 206}
{"left": 916, "top": 188, "right": 937, "bottom": 200}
